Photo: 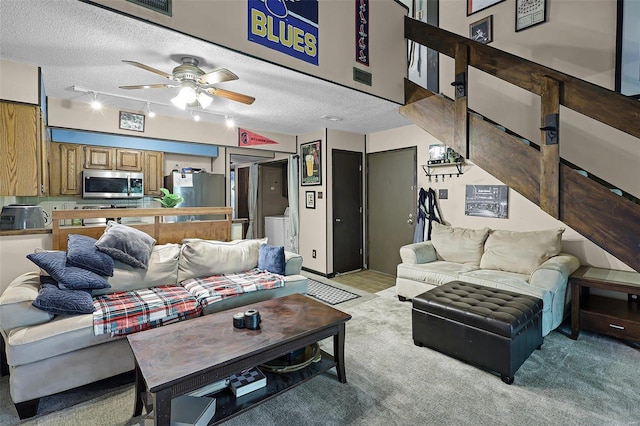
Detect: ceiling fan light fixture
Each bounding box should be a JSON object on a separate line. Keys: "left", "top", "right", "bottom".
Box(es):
{"left": 178, "top": 82, "right": 197, "bottom": 104}
{"left": 197, "top": 91, "right": 213, "bottom": 109}
{"left": 171, "top": 94, "right": 187, "bottom": 110}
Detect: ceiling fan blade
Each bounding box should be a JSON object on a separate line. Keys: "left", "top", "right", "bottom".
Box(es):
{"left": 122, "top": 60, "right": 175, "bottom": 80}
{"left": 207, "top": 88, "right": 255, "bottom": 105}
{"left": 199, "top": 68, "right": 239, "bottom": 85}
{"left": 119, "top": 84, "right": 177, "bottom": 90}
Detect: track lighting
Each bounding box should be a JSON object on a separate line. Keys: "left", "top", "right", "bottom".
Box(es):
{"left": 90, "top": 92, "right": 102, "bottom": 110}
{"left": 225, "top": 115, "right": 235, "bottom": 128}
{"left": 146, "top": 102, "right": 156, "bottom": 118}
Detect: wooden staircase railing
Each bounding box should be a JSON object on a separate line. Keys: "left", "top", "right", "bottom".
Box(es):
{"left": 401, "top": 17, "right": 640, "bottom": 272}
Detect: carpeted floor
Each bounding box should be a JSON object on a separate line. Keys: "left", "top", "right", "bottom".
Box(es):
{"left": 1, "top": 288, "right": 638, "bottom": 425}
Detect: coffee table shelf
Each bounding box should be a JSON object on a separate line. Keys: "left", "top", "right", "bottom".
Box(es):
{"left": 209, "top": 353, "right": 335, "bottom": 424}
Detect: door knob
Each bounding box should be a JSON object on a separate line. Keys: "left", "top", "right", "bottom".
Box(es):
{"left": 335, "top": 218, "right": 341, "bottom": 222}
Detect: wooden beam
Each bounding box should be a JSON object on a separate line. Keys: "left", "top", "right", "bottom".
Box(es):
{"left": 404, "top": 78, "right": 436, "bottom": 104}
{"left": 400, "top": 92, "right": 454, "bottom": 147}
{"left": 469, "top": 116, "right": 540, "bottom": 205}
{"left": 560, "top": 165, "right": 640, "bottom": 272}
{"left": 405, "top": 17, "right": 640, "bottom": 140}
{"left": 454, "top": 43, "right": 469, "bottom": 158}
{"left": 540, "top": 76, "right": 560, "bottom": 218}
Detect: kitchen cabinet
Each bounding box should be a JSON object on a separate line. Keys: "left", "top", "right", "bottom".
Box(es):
{"left": 84, "top": 146, "right": 114, "bottom": 169}
{"left": 116, "top": 149, "right": 143, "bottom": 171}
{"left": 143, "top": 150, "right": 164, "bottom": 196}
{"left": 0, "top": 101, "right": 46, "bottom": 196}
{"left": 49, "top": 142, "right": 83, "bottom": 195}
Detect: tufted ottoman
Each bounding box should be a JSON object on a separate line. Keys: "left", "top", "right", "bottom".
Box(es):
{"left": 412, "top": 281, "right": 543, "bottom": 384}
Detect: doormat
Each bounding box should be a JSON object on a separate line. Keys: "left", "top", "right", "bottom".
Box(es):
{"left": 306, "top": 280, "right": 360, "bottom": 305}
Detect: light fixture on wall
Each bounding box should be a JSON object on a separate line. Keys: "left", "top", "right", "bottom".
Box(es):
{"left": 146, "top": 102, "right": 156, "bottom": 118}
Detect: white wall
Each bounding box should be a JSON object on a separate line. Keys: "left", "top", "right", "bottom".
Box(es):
{"left": 0, "top": 234, "right": 51, "bottom": 293}
{"left": 0, "top": 60, "right": 39, "bottom": 104}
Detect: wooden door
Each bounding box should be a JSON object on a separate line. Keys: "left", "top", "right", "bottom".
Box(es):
{"left": 84, "top": 146, "right": 114, "bottom": 169}
{"left": 116, "top": 149, "right": 143, "bottom": 171}
{"left": 0, "top": 101, "right": 40, "bottom": 196}
{"left": 143, "top": 151, "right": 164, "bottom": 196}
{"left": 367, "top": 147, "right": 417, "bottom": 276}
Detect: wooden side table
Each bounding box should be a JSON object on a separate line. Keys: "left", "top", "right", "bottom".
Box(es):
{"left": 570, "top": 266, "right": 640, "bottom": 341}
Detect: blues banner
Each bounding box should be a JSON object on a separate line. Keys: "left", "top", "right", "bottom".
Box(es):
{"left": 356, "top": 0, "right": 369, "bottom": 66}
{"left": 248, "top": 0, "right": 319, "bottom": 66}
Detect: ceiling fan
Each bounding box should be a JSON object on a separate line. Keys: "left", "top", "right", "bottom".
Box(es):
{"left": 118, "top": 56, "right": 255, "bottom": 109}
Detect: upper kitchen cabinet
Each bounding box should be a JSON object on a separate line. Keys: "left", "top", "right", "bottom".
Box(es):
{"left": 84, "top": 146, "right": 143, "bottom": 171}
{"left": 0, "top": 101, "right": 46, "bottom": 196}
{"left": 143, "top": 150, "right": 164, "bottom": 196}
{"left": 49, "top": 142, "right": 83, "bottom": 196}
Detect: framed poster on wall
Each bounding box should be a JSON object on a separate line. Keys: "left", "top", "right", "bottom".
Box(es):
{"left": 615, "top": 0, "right": 640, "bottom": 97}
{"left": 515, "top": 0, "right": 547, "bottom": 32}
{"left": 300, "top": 140, "right": 321, "bottom": 186}
{"left": 467, "top": 0, "right": 505, "bottom": 16}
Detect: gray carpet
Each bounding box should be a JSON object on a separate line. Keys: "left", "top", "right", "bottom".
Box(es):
{"left": 1, "top": 290, "right": 638, "bottom": 425}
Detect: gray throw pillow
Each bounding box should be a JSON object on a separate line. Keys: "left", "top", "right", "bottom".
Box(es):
{"left": 32, "top": 282, "right": 95, "bottom": 315}
{"left": 66, "top": 234, "right": 114, "bottom": 276}
{"left": 27, "top": 250, "right": 111, "bottom": 290}
{"left": 95, "top": 221, "right": 156, "bottom": 269}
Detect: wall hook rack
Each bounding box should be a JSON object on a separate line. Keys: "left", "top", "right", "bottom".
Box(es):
{"left": 422, "top": 161, "right": 464, "bottom": 181}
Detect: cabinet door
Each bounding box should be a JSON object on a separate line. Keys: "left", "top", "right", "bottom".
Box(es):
{"left": 144, "top": 150, "right": 164, "bottom": 196}
{"left": 84, "top": 146, "right": 114, "bottom": 169}
{"left": 0, "top": 101, "right": 40, "bottom": 196}
{"left": 116, "top": 149, "right": 143, "bottom": 171}
{"left": 39, "top": 113, "right": 49, "bottom": 195}
{"left": 49, "top": 142, "right": 82, "bottom": 195}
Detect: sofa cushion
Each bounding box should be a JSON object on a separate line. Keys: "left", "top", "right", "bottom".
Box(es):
{"left": 66, "top": 234, "right": 114, "bottom": 277}
{"left": 396, "top": 261, "right": 479, "bottom": 286}
{"left": 93, "top": 243, "right": 181, "bottom": 295}
{"left": 258, "top": 243, "right": 285, "bottom": 275}
{"left": 32, "top": 283, "right": 95, "bottom": 316}
{"left": 95, "top": 221, "right": 156, "bottom": 269}
{"left": 430, "top": 223, "right": 490, "bottom": 266}
{"left": 177, "top": 238, "right": 267, "bottom": 283}
{"left": 480, "top": 228, "right": 565, "bottom": 275}
{"left": 0, "top": 272, "right": 54, "bottom": 331}
{"left": 27, "top": 251, "right": 111, "bottom": 291}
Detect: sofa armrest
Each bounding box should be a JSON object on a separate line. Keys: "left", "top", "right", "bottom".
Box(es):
{"left": 284, "top": 251, "right": 303, "bottom": 276}
{"left": 399, "top": 241, "right": 438, "bottom": 264}
{"left": 529, "top": 253, "right": 581, "bottom": 292}
{"left": 0, "top": 272, "right": 53, "bottom": 332}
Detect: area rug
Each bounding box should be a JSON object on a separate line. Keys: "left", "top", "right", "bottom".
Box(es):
{"left": 1, "top": 295, "right": 638, "bottom": 425}
{"left": 306, "top": 279, "right": 361, "bottom": 305}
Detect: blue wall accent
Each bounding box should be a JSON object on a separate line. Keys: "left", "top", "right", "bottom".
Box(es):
{"left": 50, "top": 128, "right": 219, "bottom": 157}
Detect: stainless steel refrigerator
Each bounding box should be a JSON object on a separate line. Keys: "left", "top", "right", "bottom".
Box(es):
{"left": 164, "top": 172, "right": 225, "bottom": 221}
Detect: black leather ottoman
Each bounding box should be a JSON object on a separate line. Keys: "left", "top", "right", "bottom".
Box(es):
{"left": 412, "top": 281, "right": 543, "bottom": 384}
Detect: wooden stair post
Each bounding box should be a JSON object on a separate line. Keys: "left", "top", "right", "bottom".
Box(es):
{"left": 540, "top": 76, "right": 560, "bottom": 218}
{"left": 453, "top": 43, "right": 469, "bottom": 158}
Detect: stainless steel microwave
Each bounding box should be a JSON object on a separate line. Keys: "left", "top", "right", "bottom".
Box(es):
{"left": 82, "top": 170, "right": 144, "bottom": 199}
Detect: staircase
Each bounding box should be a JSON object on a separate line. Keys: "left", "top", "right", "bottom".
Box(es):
{"left": 401, "top": 17, "right": 640, "bottom": 272}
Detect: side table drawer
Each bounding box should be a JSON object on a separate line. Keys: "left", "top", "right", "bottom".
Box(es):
{"left": 581, "top": 311, "right": 640, "bottom": 340}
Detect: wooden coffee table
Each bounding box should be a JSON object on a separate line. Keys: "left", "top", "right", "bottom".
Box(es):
{"left": 127, "top": 293, "right": 351, "bottom": 425}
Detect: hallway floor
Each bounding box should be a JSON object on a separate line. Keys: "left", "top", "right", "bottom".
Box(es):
{"left": 330, "top": 269, "right": 396, "bottom": 294}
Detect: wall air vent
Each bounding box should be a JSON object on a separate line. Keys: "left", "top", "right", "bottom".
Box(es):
{"left": 353, "top": 68, "right": 372, "bottom": 86}
{"left": 126, "top": 0, "right": 172, "bottom": 16}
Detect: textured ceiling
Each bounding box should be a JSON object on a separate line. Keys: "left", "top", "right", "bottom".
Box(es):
{"left": 0, "top": 0, "right": 411, "bottom": 136}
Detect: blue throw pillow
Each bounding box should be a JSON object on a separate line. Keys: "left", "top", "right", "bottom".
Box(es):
{"left": 27, "top": 251, "right": 111, "bottom": 290}
{"left": 258, "top": 243, "right": 285, "bottom": 275}
{"left": 95, "top": 221, "right": 156, "bottom": 269}
{"left": 32, "top": 283, "right": 95, "bottom": 315}
{"left": 66, "top": 234, "right": 114, "bottom": 276}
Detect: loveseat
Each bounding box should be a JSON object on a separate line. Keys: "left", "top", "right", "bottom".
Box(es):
{"left": 396, "top": 223, "right": 580, "bottom": 337}
{"left": 0, "top": 227, "right": 307, "bottom": 419}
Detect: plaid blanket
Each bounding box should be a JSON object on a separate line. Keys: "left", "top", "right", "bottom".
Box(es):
{"left": 181, "top": 268, "right": 285, "bottom": 308}
{"left": 93, "top": 286, "right": 202, "bottom": 336}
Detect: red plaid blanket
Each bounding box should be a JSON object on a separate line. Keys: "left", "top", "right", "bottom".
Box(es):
{"left": 93, "top": 286, "right": 202, "bottom": 336}
{"left": 181, "top": 268, "right": 285, "bottom": 308}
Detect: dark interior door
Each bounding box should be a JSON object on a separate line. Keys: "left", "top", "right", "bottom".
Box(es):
{"left": 333, "top": 149, "right": 363, "bottom": 273}
{"left": 237, "top": 167, "right": 249, "bottom": 219}
{"left": 368, "top": 147, "right": 417, "bottom": 276}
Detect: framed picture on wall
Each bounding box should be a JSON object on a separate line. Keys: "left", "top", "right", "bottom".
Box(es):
{"left": 515, "top": 0, "right": 547, "bottom": 32}
{"left": 615, "top": 0, "right": 640, "bottom": 97}
{"left": 467, "top": 0, "right": 505, "bottom": 16}
{"left": 300, "top": 140, "right": 322, "bottom": 186}
{"left": 465, "top": 185, "right": 509, "bottom": 219}
{"left": 470, "top": 15, "right": 493, "bottom": 44}
{"left": 305, "top": 191, "right": 316, "bottom": 209}
{"left": 119, "top": 111, "right": 145, "bottom": 132}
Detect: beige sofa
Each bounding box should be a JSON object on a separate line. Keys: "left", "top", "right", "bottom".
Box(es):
{"left": 396, "top": 223, "right": 580, "bottom": 337}
{"left": 0, "top": 238, "right": 307, "bottom": 419}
